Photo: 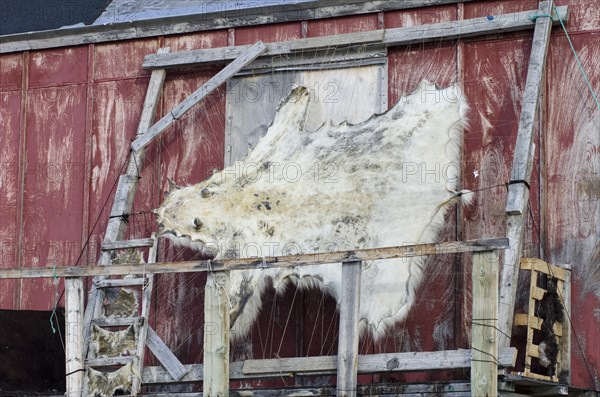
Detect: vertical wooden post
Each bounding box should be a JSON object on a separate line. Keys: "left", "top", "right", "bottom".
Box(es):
{"left": 65, "top": 277, "right": 84, "bottom": 397}
{"left": 337, "top": 260, "right": 362, "bottom": 397}
{"left": 499, "top": 0, "right": 554, "bottom": 348}
{"left": 204, "top": 271, "right": 230, "bottom": 397}
{"left": 471, "top": 251, "right": 499, "bottom": 397}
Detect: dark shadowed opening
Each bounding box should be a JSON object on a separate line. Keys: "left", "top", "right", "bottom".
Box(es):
{"left": 0, "top": 0, "right": 111, "bottom": 35}
{"left": 0, "top": 309, "right": 66, "bottom": 394}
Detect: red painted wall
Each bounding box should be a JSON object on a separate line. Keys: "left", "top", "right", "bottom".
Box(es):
{"left": 0, "top": 0, "right": 598, "bottom": 391}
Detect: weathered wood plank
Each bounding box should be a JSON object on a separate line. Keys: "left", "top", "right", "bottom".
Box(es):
{"left": 242, "top": 348, "right": 517, "bottom": 376}
{"left": 146, "top": 326, "right": 189, "bottom": 381}
{"left": 0, "top": 238, "right": 509, "bottom": 279}
{"left": 142, "top": 7, "right": 568, "bottom": 70}
{"left": 520, "top": 258, "right": 569, "bottom": 281}
{"left": 102, "top": 238, "right": 155, "bottom": 251}
{"left": 94, "top": 277, "right": 147, "bottom": 288}
{"left": 514, "top": 314, "right": 562, "bottom": 336}
{"left": 143, "top": 348, "right": 517, "bottom": 384}
{"left": 0, "top": 1, "right": 481, "bottom": 54}
{"left": 131, "top": 234, "right": 158, "bottom": 395}
{"left": 204, "top": 271, "right": 230, "bottom": 396}
{"left": 131, "top": 41, "right": 267, "bottom": 153}
{"left": 86, "top": 356, "right": 134, "bottom": 367}
{"left": 498, "top": 0, "right": 556, "bottom": 350}
{"left": 337, "top": 261, "right": 362, "bottom": 397}
{"left": 471, "top": 250, "right": 499, "bottom": 397}
{"left": 383, "top": 6, "right": 566, "bottom": 45}
{"left": 289, "top": 30, "right": 384, "bottom": 51}
{"left": 93, "top": 316, "right": 143, "bottom": 327}
{"left": 65, "top": 277, "right": 84, "bottom": 397}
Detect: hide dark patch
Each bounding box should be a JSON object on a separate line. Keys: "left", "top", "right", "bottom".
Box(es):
{"left": 103, "top": 288, "right": 138, "bottom": 318}
{"left": 536, "top": 277, "right": 565, "bottom": 377}
{"left": 391, "top": 110, "right": 405, "bottom": 120}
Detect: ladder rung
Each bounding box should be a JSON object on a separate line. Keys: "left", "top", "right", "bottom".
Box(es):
{"left": 95, "top": 278, "right": 147, "bottom": 288}
{"left": 86, "top": 356, "right": 135, "bottom": 367}
{"left": 514, "top": 313, "right": 563, "bottom": 336}
{"left": 94, "top": 317, "right": 143, "bottom": 327}
{"left": 102, "top": 238, "right": 155, "bottom": 251}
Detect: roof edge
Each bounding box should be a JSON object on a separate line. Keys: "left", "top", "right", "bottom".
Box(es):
{"left": 0, "top": 0, "right": 474, "bottom": 54}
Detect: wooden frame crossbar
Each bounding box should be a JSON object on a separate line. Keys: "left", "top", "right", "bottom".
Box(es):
{"left": 141, "top": 6, "right": 568, "bottom": 70}
{"left": 47, "top": 239, "right": 510, "bottom": 397}
{"left": 2, "top": 238, "right": 509, "bottom": 396}
{"left": 0, "top": 238, "right": 507, "bottom": 279}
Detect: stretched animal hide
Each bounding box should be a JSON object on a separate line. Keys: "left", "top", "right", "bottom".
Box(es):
{"left": 89, "top": 324, "right": 139, "bottom": 359}
{"left": 103, "top": 288, "right": 139, "bottom": 318}
{"left": 86, "top": 357, "right": 140, "bottom": 397}
{"left": 536, "top": 277, "right": 565, "bottom": 377}
{"left": 103, "top": 253, "right": 142, "bottom": 318}
{"left": 157, "top": 81, "right": 471, "bottom": 340}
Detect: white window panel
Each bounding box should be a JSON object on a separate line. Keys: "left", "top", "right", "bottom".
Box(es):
{"left": 225, "top": 64, "right": 387, "bottom": 165}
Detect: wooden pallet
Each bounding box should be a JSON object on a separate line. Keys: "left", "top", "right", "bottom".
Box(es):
{"left": 513, "top": 258, "right": 571, "bottom": 383}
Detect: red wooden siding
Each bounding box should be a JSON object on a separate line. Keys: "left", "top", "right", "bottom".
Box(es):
{"left": 235, "top": 22, "right": 303, "bottom": 45}
{"left": 0, "top": 0, "right": 598, "bottom": 390}
{"left": 0, "top": 53, "right": 23, "bottom": 310}
{"left": 545, "top": 31, "right": 600, "bottom": 389}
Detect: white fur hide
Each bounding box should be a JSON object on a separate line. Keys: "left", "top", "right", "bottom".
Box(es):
{"left": 86, "top": 357, "right": 140, "bottom": 397}
{"left": 157, "top": 81, "right": 471, "bottom": 340}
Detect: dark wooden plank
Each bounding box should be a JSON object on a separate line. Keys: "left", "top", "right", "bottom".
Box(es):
{"left": 0, "top": 238, "right": 509, "bottom": 279}
{"left": 0, "top": 0, "right": 479, "bottom": 54}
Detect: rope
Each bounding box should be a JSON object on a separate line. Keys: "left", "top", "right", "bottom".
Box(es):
{"left": 553, "top": 4, "right": 600, "bottom": 111}
{"left": 44, "top": 154, "right": 129, "bottom": 336}
{"left": 49, "top": 264, "right": 66, "bottom": 351}
{"left": 471, "top": 318, "right": 512, "bottom": 340}
{"left": 49, "top": 264, "right": 59, "bottom": 334}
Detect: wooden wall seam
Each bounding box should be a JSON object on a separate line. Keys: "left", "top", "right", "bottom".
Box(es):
{"left": 15, "top": 50, "right": 29, "bottom": 310}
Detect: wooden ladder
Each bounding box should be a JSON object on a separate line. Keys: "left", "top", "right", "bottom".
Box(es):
{"left": 79, "top": 42, "right": 267, "bottom": 396}
{"left": 80, "top": 47, "right": 188, "bottom": 396}
{"left": 83, "top": 234, "right": 158, "bottom": 395}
